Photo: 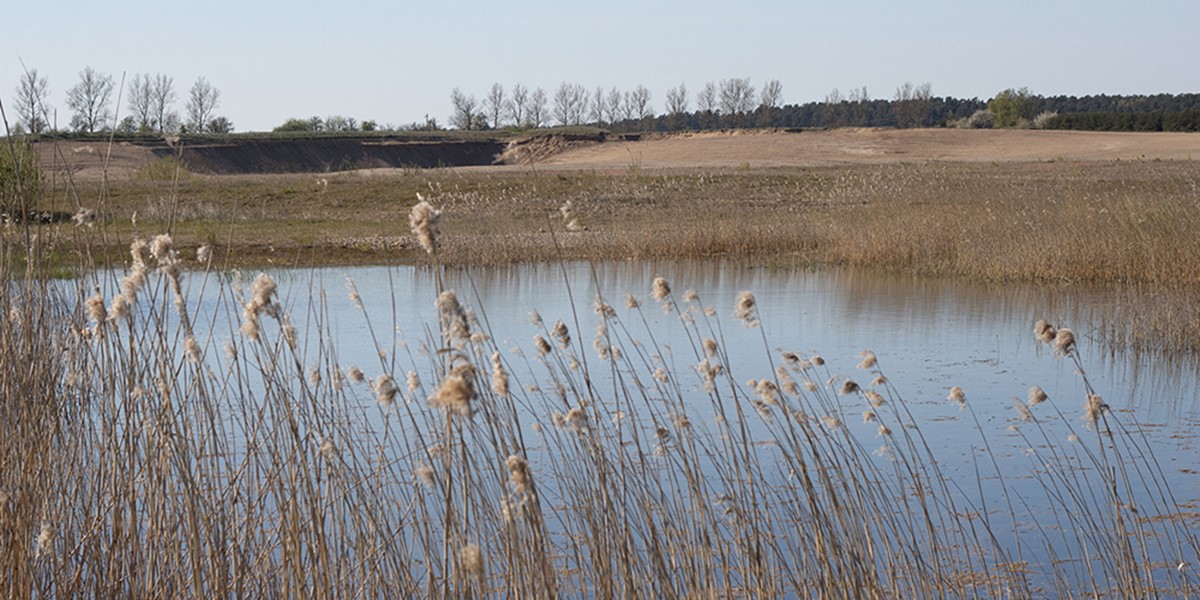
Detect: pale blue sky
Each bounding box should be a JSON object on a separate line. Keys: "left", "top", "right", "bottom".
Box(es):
{"left": 4, "top": 0, "right": 1197, "bottom": 132}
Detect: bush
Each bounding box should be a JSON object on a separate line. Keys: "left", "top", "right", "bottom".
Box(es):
{"left": 966, "top": 110, "right": 995, "bottom": 129}
{"left": 1032, "top": 111, "right": 1058, "bottom": 129}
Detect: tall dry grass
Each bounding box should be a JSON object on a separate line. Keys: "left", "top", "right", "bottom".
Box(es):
{"left": 1, "top": 186, "right": 1197, "bottom": 597}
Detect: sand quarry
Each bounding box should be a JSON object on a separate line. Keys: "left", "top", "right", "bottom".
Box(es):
{"left": 35, "top": 128, "right": 1200, "bottom": 178}
{"left": 529, "top": 128, "right": 1200, "bottom": 170}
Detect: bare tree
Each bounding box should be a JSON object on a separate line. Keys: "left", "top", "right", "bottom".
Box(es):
{"left": 325, "top": 115, "right": 358, "bottom": 131}
{"left": 625, "top": 85, "right": 653, "bottom": 123}
{"left": 590, "top": 86, "right": 606, "bottom": 126}
{"left": 757, "top": 79, "right": 783, "bottom": 126}
{"left": 665, "top": 82, "right": 689, "bottom": 130}
{"left": 150, "top": 74, "right": 177, "bottom": 133}
{"left": 127, "top": 74, "right": 155, "bottom": 132}
{"left": 759, "top": 79, "right": 783, "bottom": 109}
{"left": 665, "top": 82, "right": 688, "bottom": 115}
{"left": 894, "top": 81, "right": 932, "bottom": 128}
{"left": 483, "top": 83, "right": 505, "bottom": 128}
{"left": 605, "top": 87, "right": 623, "bottom": 128}
{"left": 553, "top": 82, "right": 588, "bottom": 126}
{"left": 13, "top": 69, "right": 51, "bottom": 134}
{"left": 528, "top": 88, "right": 547, "bottom": 128}
{"left": 449, "top": 87, "right": 478, "bottom": 130}
{"left": 823, "top": 88, "right": 845, "bottom": 127}
{"left": 697, "top": 82, "right": 718, "bottom": 129}
{"left": 507, "top": 83, "right": 528, "bottom": 127}
{"left": 847, "top": 86, "right": 870, "bottom": 125}
{"left": 186, "top": 77, "right": 221, "bottom": 132}
{"left": 718, "top": 77, "right": 755, "bottom": 127}
{"left": 65, "top": 67, "right": 115, "bottom": 133}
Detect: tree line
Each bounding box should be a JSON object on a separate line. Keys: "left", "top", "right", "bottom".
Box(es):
{"left": 445, "top": 78, "right": 782, "bottom": 131}
{"left": 7, "top": 67, "right": 231, "bottom": 136}
{"left": 445, "top": 81, "right": 1200, "bottom": 133}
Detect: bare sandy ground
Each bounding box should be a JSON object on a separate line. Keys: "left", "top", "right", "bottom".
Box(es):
{"left": 534, "top": 128, "right": 1200, "bottom": 170}
{"left": 34, "top": 128, "right": 1200, "bottom": 179}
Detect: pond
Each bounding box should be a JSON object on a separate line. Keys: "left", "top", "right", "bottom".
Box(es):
{"left": 82, "top": 258, "right": 1200, "bottom": 595}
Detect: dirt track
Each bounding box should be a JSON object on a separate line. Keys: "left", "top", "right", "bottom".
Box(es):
{"left": 534, "top": 128, "right": 1200, "bottom": 170}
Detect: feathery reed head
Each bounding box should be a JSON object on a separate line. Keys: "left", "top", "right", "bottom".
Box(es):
{"left": 948, "top": 386, "right": 967, "bottom": 408}
{"left": 108, "top": 295, "right": 129, "bottom": 322}
{"left": 461, "top": 543, "right": 484, "bottom": 578}
{"left": 319, "top": 437, "right": 339, "bottom": 460}
{"left": 491, "top": 351, "right": 509, "bottom": 397}
{"left": 1012, "top": 398, "right": 1033, "bottom": 421}
{"left": 431, "top": 362, "right": 476, "bottom": 418}
{"left": 415, "top": 464, "right": 435, "bottom": 488}
{"left": 651, "top": 276, "right": 671, "bottom": 301}
{"left": 436, "top": 290, "right": 471, "bottom": 342}
{"left": 196, "top": 244, "right": 212, "bottom": 264}
{"left": 593, "top": 295, "right": 615, "bottom": 318}
{"left": 130, "top": 238, "right": 151, "bottom": 268}
{"left": 35, "top": 521, "right": 54, "bottom": 560}
{"left": 1027, "top": 385, "right": 1047, "bottom": 406}
{"left": 409, "top": 196, "right": 442, "bottom": 254}
{"left": 374, "top": 374, "right": 398, "bottom": 407}
{"left": 85, "top": 292, "right": 107, "bottom": 324}
{"left": 734, "top": 291, "right": 759, "bottom": 327}
{"left": 858, "top": 350, "right": 877, "bottom": 370}
{"left": 534, "top": 334, "right": 552, "bottom": 356}
{"left": 1084, "top": 393, "right": 1108, "bottom": 427}
{"left": 551, "top": 319, "right": 571, "bottom": 348}
{"left": 1054, "top": 328, "right": 1076, "bottom": 356}
{"left": 506, "top": 455, "right": 532, "bottom": 495}
{"left": 865, "top": 390, "right": 886, "bottom": 407}
{"left": 1034, "top": 319, "right": 1057, "bottom": 343}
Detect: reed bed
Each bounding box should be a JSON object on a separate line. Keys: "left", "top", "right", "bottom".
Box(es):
{"left": 2, "top": 196, "right": 1197, "bottom": 597}
{"left": 34, "top": 157, "right": 1200, "bottom": 353}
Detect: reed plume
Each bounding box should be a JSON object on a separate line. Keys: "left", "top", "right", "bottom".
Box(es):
{"left": 409, "top": 196, "right": 442, "bottom": 254}
{"left": 651, "top": 276, "right": 671, "bottom": 301}
{"left": 948, "top": 386, "right": 966, "bottom": 408}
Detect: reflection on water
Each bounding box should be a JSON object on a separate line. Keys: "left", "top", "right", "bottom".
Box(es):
{"left": 176, "top": 260, "right": 1197, "bottom": 591}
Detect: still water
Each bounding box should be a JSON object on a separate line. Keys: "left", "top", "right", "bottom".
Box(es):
{"left": 171, "top": 259, "right": 1198, "bottom": 588}
{"left": 243, "top": 260, "right": 1199, "bottom": 471}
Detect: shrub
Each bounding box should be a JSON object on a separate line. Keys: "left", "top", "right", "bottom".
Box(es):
{"left": 1032, "top": 111, "right": 1058, "bottom": 129}
{"left": 966, "top": 109, "right": 995, "bottom": 129}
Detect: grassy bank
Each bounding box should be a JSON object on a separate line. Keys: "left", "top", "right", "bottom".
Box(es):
{"left": 23, "top": 157, "right": 1200, "bottom": 352}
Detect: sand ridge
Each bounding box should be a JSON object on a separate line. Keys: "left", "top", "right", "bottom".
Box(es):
{"left": 535, "top": 128, "right": 1200, "bottom": 169}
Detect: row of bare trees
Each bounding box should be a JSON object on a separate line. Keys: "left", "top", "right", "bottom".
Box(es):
{"left": 8, "top": 67, "right": 230, "bottom": 135}
{"left": 450, "top": 78, "right": 785, "bottom": 131}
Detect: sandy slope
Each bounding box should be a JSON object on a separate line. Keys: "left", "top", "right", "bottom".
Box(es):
{"left": 535, "top": 128, "right": 1200, "bottom": 169}
{"left": 34, "top": 128, "right": 1200, "bottom": 179}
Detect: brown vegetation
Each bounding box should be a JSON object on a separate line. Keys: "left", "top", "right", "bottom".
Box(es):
{"left": 5, "top": 127, "right": 1200, "bottom": 594}
{"left": 20, "top": 129, "right": 1200, "bottom": 352}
